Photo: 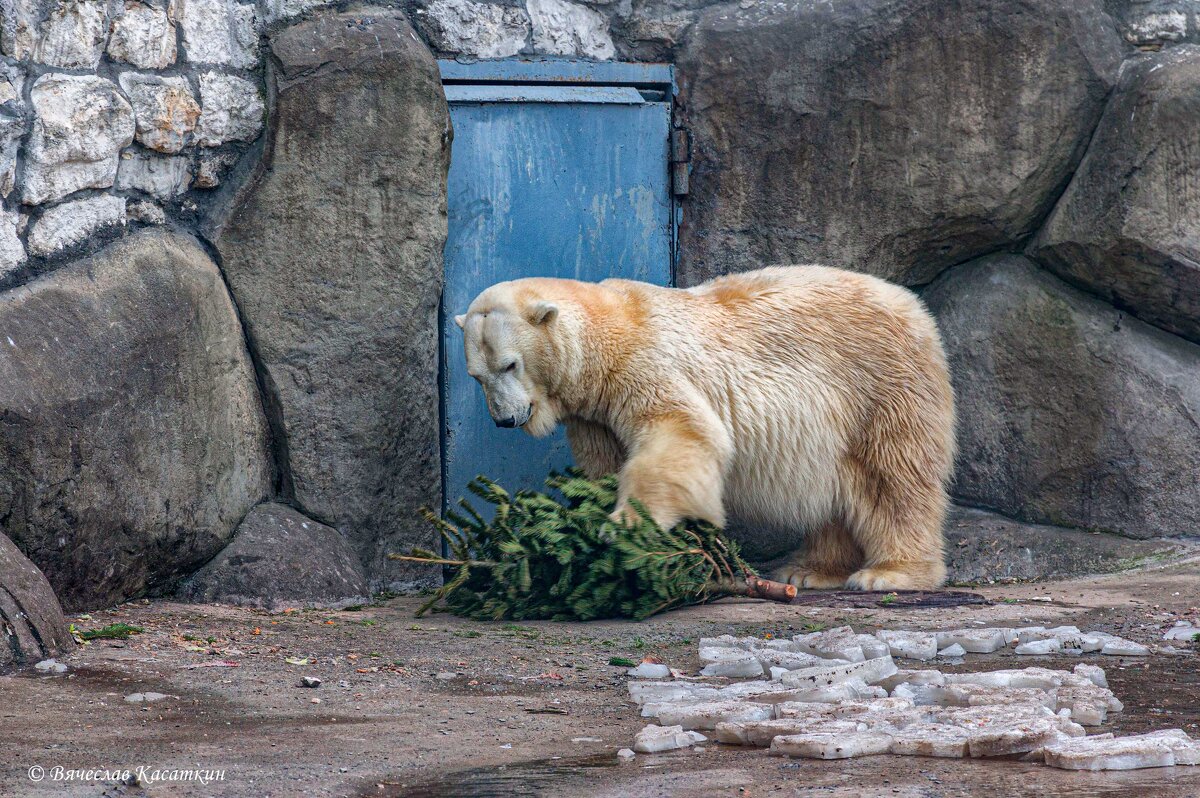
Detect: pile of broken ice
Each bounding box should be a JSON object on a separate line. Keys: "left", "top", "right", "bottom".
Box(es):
{"left": 627, "top": 625, "right": 1200, "bottom": 771}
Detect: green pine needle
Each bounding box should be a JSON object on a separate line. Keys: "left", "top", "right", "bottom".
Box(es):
{"left": 393, "top": 469, "right": 756, "bottom": 621}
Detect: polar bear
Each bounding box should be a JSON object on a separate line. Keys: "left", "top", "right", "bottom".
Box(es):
{"left": 454, "top": 266, "right": 955, "bottom": 590}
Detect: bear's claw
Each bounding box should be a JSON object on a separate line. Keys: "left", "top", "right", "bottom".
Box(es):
{"left": 845, "top": 564, "right": 944, "bottom": 591}
{"left": 773, "top": 566, "right": 846, "bottom": 590}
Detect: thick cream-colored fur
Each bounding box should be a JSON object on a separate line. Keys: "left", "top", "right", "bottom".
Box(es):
{"left": 458, "top": 266, "right": 956, "bottom": 591}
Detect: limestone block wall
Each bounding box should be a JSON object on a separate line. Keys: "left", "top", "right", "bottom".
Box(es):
{"left": 0, "top": 0, "right": 269, "bottom": 286}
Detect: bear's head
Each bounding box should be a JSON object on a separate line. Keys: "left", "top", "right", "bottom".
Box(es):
{"left": 455, "top": 280, "right": 566, "bottom": 438}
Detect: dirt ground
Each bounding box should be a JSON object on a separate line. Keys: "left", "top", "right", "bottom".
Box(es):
{"left": 3, "top": 554, "right": 1200, "bottom": 798}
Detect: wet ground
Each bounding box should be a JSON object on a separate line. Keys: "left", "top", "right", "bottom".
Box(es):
{"left": 2, "top": 554, "right": 1199, "bottom": 798}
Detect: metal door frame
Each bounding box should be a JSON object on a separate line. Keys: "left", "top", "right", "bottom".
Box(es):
{"left": 436, "top": 58, "right": 680, "bottom": 519}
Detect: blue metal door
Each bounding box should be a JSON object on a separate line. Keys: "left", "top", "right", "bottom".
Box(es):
{"left": 440, "top": 60, "right": 675, "bottom": 510}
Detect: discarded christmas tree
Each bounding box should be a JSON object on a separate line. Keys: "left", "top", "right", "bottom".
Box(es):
{"left": 392, "top": 469, "right": 795, "bottom": 621}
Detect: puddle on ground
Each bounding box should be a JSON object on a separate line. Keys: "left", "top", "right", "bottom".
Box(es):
{"left": 365, "top": 753, "right": 621, "bottom": 798}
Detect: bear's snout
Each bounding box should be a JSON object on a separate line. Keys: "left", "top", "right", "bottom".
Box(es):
{"left": 492, "top": 403, "right": 532, "bottom": 429}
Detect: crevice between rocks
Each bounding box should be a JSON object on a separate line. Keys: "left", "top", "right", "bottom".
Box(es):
{"left": 193, "top": 45, "right": 297, "bottom": 508}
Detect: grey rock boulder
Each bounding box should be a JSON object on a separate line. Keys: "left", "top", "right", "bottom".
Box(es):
{"left": 1033, "top": 46, "right": 1200, "bottom": 344}
{"left": 0, "top": 230, "right": 272, "bottom": 610}
{"left": 675, "top": 0, "right": 1124, "bottom": 286}
{"left": 944, "top": 506, "right": 1182, "bottom": 585}
{"left": 1, "top": 533, "right": 71, "bottom": 672}
{"left": 924, "top": 254, "right": 1200, "bottom": 539}
{"left": 209, "top": 7, "right": 450, "bottom": 590}
{"left": 180, "top": 503, "right": 370, "bottom": 610}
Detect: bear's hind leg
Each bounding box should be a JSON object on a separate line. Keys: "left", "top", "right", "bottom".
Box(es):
{"left": 842, "top": 474, "right": 947, "bottom": 591}
{"left": 774, "top": 521, "right": 862, "bottom": 589}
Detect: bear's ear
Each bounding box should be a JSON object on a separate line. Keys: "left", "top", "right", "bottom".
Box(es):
{"left": 527, "top": 301, "right": 558, "bottom": 326}
{"left": 454, "top": 314, "right": 466, "bottom": 330}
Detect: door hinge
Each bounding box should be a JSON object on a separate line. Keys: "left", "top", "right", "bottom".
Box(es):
{"left": 670, "top": 127, "right": 691, "bottom": 197}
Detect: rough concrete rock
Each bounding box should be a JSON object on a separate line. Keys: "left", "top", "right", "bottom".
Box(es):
{"left": 193, "top": 150, "right": 237, "bottom": 188}
{"left": 195, "top": 72, "right": 264, "bottom": 147}
{"left": 0, "top": 533, "right": 71, "bottom": 672}
{"left": 0, "top": 64, "right": 25, "bottom": 198}
{"left": 527, "top": 0, "right": 614, "bottom": 59}
{"left": 209, "top": 7, "right": 449, "bottom": 589}
{"left": 116, "top": 150, "right": 192, "bottom": 198}
{"left": 33, "top": 0, "right": 108, "bottom": 68}
{"left": 0, "top": 209, "right": 25, "bottom": 279}
{"left": 23, "top": 74, "right": 135, "bottom": 204}
{"left": 258, "top": 0, "right": 334, "bottom": 23}
{"left": 107, "top": 1, "right": 177, "bottom": 68}
{"left": 119, "top": 73, "right": 200, "bottom": 154}
{"left": 126, "top": 199, "right": 165, "bottom": 224}
{"left": 1, "top": 0, "right": 42, "bottom": 59}
{"left": 179, "top": 502, "right": 370, "bottom": 610}
{"left": 175, "top": 0, "right": 257, "bottom": 68}
{"left": 0, "top": 230, "right": 272, "bottom": 610}
{"left": 924, "top": 255, "right": 1200, "bottom": 539}
{"left": 1115, "top": 3, "right": 1194, "bottom": 46}
{"left": 418, "top": 0, "right": 530, "bottom": 58}
{"left": 675, "top": 0, "right": 1123, "bottom": 286}
{"left": 944, "top": 505, "right": 1180, "bottom": 584}
{"left": 27, "top": 194, "right": 126, "bottom": 256}
{"left": 1033, "top": 46, "right": 1200, "bottom": 344}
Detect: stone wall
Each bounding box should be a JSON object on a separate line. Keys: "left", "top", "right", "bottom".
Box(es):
{"left": 1, "top": 0, "right": 1199, "bottom": 611}
{"left": 0, "top": 0, "right": 267, "bottom": 286}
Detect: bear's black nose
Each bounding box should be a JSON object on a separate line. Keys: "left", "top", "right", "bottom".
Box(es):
{"left": 495, "top": 416, "right": 517, "bottom": 428}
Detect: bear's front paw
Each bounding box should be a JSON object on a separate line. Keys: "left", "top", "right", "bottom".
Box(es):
{"left": 845, "top": 563, "right": 944, "bottom": 591}
{"left": 773, "top": 565, "right": 846, "bottom": 590}
{"left": 608, "top": 504, "right": 639, "bottom": 528}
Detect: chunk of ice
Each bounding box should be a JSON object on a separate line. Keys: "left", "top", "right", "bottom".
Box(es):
{"left": 792, "top": 626, "right": 867, "bottom": 662}
{"left": 1043, "top": 729, "right": 1200, "bottom": 770}
{"left": 632, "top": 724, "right": 707, "bottom": 753}
{"left": 698, "top": 635, "right": 756, "bottom": 651}
{"left": 627, "top": 662, "right": 671, "bottom": 679}
{"left": 1073, "top": 663, "right": 1108, "bottom": 689}
{"left": 1164, "top": 623, "right": 1198, "bottom": 641}
{"left": 699, "top": 650, "right": 765, "bottom": 678}
{"left": 943, "top": 667, "right": 1077, "bottom": 691}
{"left": 774, "top": 678, "right": 887, "bottom": 704}
{"left": 1100, "top": 638, "right": 1150, "bottom": 656}
{"left": 770, "top": 731, "right": 894, "bottom": 759}
{"left": 857, "top": 634, "right": 891, "bottom": 660}
{"left": 948, "top": 684, "right": 1057, "bottom": 710}
{"left": 933, "top": 629, "right": 1007, "bottom": 654}
{"left": 646, "top": 700, "right": 774, "bottom": 729}
{"left": 879, "top": 669, "right": 945, "bottom": 692}
{"left": 876, "top": 630, "right": 939, "bottom": 661}
{"left": 753, "top": 648, "right": 827, "bottom": 672}
{"left": 1056, "top": 683, "right": 1123, "bottom": 726}
{"left": 780, "top": 655, "right": 898, "bottom": 689}
{"left": 937, "top": 644, "right": 966, "bottom": 658}
{"left": 715, "top": 718, "right": 867, "bottom": 747}
{"left": 628, "top": 681, "right": 721, "bottom": 705}
{"left": 1014, "top": 638, "right": 1062, "bottom": 655}
{"left": 967, "top": 716, "right": 1074, "bottom": 757}
{"left": 890, "top": 682, "right": 953, "bottom": 706}
{"left": 1016, "top": 626, "right": 1080, "bottom": 644}
{"left": 888, "top": 723, "right": 970, "bottom": 758}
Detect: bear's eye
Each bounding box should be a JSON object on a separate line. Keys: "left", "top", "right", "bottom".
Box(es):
{"left": 503, "top": 361, "right": 517, "bottom": 373}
